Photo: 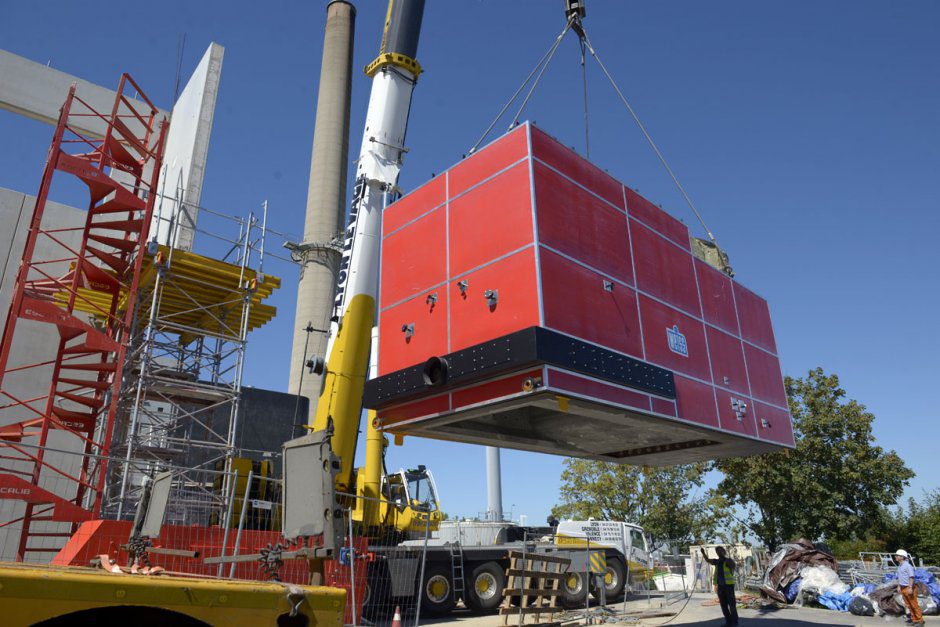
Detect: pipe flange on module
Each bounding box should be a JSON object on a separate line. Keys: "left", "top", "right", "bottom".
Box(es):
{"left": 364, "top": 52, "right": 423, "bottom": 78}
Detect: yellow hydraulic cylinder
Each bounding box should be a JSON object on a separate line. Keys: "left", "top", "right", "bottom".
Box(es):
{"left": 361, "top": 408, "right": 385, "bottom": 527}
{"left": 311, "top": 293, "right": 375, "bottom": 492}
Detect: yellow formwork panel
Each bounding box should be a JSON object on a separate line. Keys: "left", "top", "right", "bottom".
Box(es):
{"left": 0, "top": 561, "right": 345, "bottom": 626}
{"left": 58, "top": 245, "right": 280, "bottom": 336}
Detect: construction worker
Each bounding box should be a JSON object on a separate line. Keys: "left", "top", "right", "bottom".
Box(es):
{"left": 895, "top": 549, "right": 923, "bottom": 625}
{"left": 701, "top": 546, "right": 738, "bottom": 626}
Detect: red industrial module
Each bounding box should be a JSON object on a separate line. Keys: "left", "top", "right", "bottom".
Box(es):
{"left": 363, "top": 122, "right": 793, "bottom": 465}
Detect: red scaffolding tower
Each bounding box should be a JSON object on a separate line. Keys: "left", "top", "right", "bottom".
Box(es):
{"left": 0, "top": 75, "right": 167, "bottom": 561}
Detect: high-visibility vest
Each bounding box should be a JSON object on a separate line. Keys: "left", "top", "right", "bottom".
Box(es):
{"left": 714, "top": 559, "right": 735, "bottom": 586}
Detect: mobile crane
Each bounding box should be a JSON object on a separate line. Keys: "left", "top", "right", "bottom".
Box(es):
{"left": 307, "top": 0, "right": 441, "bottom": 540}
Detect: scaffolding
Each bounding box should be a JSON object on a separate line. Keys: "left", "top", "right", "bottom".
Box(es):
{"left": 100, "top": 206, "right": 280, "bottom": 526}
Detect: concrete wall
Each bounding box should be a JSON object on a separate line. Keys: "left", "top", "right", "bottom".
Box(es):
{"left": 0, "top": 187, "right": 87, "bottom": 417}
{"left": 163, "top": 386, "right": 305, "bottom": 481}
{"left": 153, "top": 43, "right": 224, "bottom": 250}
{"left": 233, "top": 387, "right": 307, "bottom": 475}
{"left": 0, "top": 49, "right": 170, "bottom": 139}
{"left": 0, "top": 187, "right": 89, "bottom": 562}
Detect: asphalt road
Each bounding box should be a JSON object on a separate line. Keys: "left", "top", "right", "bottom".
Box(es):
{"left": 418, "top": 592, "right": 937, "bottom": 626}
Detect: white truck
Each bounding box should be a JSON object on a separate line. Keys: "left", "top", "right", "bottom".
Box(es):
{"left": 553, "top": 519, "right": 652, "bottom": 602}
{"left": 390, "top": 518, "right": 652, "bottom": 615}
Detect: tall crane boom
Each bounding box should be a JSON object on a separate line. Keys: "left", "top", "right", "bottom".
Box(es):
{"left": 311, "top": 0, "right": 426, "bottom": 497}
{"left": 332, "top": 4, "right": 424, "bottom": 320}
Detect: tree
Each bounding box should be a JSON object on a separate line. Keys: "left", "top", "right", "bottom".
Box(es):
{"left": 552, "top": 460, "right": 717, "bottom": 547}
{"left": 715, "top": 368, "right": 913, "bottom": 550}
{"left": 887, "top": 490, "right": 940, "bottom": 565}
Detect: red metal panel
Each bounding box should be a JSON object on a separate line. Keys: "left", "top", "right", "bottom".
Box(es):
{"left": 540, "top": 248, "right": 642, "bottom": 358}
{"left": 651, "top": 397, "right": 677, "bottom": 417}
{"left": 695, "top": 258, "right": 739, "bottom": 335}
{"left": 753, "top": 401, "right": 796, "bottom": 446}
{"left": 674, "top": 375, "right": 719, "bottom": 428}
{"left": 449, "top": 247, "right": 540, "bottom": 352}
{"left": 625, "top": 187, "right": 690, "bottom": 249}
{"left": 549, "top": 369, "right": 651, "bottom": 412}
{"left": 378, "top": 288, "right": 448, "bottom": 375}
{"left": 533, "top": 161, "right": 632, "bottom": 285}
{"left": 733, "top": 283, "right": 777, "bottom": 353}
{"left": 380, "top": 206, "right": 446, "bottom": 306}
{"left": 383, "top": 174, "right": 446, "bottom": 236}
{"left": 449, "top": 125, "right": 529, "bottom": 197}
{"left": 743, "top": 344, "right": 788, "bottom": 407}
{"left": 715, "top": 388, "right": 758, "bottom": 437}
{"left": 448, "top": 162, "right": 534, "bottom": 278}
{"left": 706, "top": 326, "right": 749, "bottom": 396}
{"left": 631, "top": 220, "right": 701, "bottom": 317}
{"left": 381, "top": 394, "right": 451, "bottom": 428}
{"left": 530, "top": 126, "right": 624, "bottom": 209}
{"left": 638, "top": 294, "right": 710, "bottom": 381}
{"left": 452, "top": 369, "right": 543, "bottom": 410}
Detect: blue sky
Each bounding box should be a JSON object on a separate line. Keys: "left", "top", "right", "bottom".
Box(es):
{"left": 1, "top": 1, "right": 937, "bottom": 526}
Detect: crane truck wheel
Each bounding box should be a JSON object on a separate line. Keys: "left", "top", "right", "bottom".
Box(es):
{"left": 596, "top": 557, "right": 626, "bottom": 601}
{"left": 420, "top": 564, "right": 456, "bottom": 616}
{"left": 465, "top": 561, "right": 506, "bottom": 613}
{"left": 560, "top": 571, "right": 588, "bottom": 609}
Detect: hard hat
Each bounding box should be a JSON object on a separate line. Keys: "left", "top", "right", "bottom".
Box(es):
{"left": 895, "top": 549, "right": 909, "bottom": 558}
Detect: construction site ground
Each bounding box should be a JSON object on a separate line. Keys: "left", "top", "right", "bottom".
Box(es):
{"left": 423, "top": 593, "right": 938, "bottom": 626}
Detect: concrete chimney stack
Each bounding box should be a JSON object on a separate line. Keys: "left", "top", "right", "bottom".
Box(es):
{"left": 486, "top": 446, "right": 503, "bottom": 521}
{"left": 289, "top": 0, "right": 356, "bottom": 418}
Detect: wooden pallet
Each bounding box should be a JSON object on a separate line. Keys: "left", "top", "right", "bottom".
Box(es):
{"left": 500, "top": 550, "right": 571, "bottom": 626}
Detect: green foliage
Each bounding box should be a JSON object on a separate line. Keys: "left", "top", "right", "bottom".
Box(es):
{"left": 887, "top": 490, "right": 940, "bottom": 565}
{"left": 715, "top": 368, "right": 913, "bottom": 550}
{"left": 551, "top": 460, "right": 717, "bottom": 547}
{"left": 826, "top": 534, "right": 890, "bottom": 560}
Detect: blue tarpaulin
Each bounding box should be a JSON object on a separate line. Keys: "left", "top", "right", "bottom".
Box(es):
{"left": 784, "top": 578, "right": 801, "bottom": 603}
{"left": 818, "top": 591, "right": 855, "bottom": 612}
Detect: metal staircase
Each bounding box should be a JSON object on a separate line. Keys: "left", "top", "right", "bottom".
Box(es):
{"left": 0, "top": 75, "right": 167, "bottom": 561}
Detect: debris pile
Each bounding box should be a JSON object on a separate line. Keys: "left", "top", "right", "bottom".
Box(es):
{"left": 759, "top": 538, "right": 838, "bottom": 603}
{"left": 849, "top": 569, "right": 940, "bottom": 617}
{"left": 759, "top": 539, "right": 940, "bottom": 618}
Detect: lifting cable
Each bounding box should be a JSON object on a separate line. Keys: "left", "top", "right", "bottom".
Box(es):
{"left": 508, "top": 21, "right": 570, "bottom": 129}
{"left": 579, "top": 35, "right": 590, "bottom": 160}
{"left": 468, "top": 9, "right": 731, "bottom": 275}
{"left": 468, "top": 20, "right": 573, "bottom": 154}
{"left": 579, "top": 26, "right": 726, "bottom": 261}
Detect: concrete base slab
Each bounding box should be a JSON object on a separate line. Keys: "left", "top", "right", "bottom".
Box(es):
{"left": 419, "top": 593, "right": 935, "bottom": 626}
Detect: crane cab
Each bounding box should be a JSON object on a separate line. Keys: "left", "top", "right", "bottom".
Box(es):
{"left": 351, "top": 465, "right": 441, "bottom": 537}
